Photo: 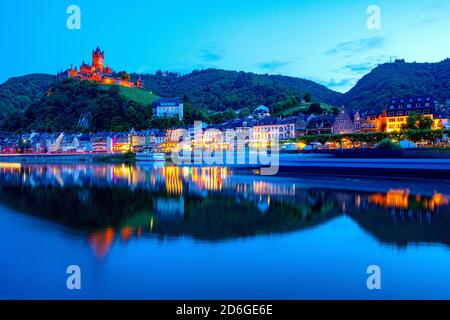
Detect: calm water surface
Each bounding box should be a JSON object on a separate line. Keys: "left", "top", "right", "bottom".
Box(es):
{"left": 0, "top": 162, "right": 450, "bottom": 299}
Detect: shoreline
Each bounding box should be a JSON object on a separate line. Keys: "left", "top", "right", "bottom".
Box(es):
{"left": 0, "top": 153, "right": 134, "bottom": 163}
{"left": 1, "top": 152, "right": 450, "bottom": 179}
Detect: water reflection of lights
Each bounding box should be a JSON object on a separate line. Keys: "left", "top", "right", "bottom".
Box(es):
{"left": 3, "top": 163, "right": 450, "bottom": 257}
{"left": 368, "top": 189, "right": 449, "bottom": 211}
{"left": 252, "top": 181, "right": 296, "bottom": 196}
{"left": 121, "top": 227, "right": 134, "bottom": 242}
{"left": 0, "top": 163, "right": 21, "bottom": 172}
{"left": 368, "top": 189, "right": 410, "bottom": 209}
{"left": 88, "top": 228, "right": 115, "bottom": 258}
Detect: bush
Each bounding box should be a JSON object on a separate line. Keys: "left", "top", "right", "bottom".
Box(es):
{"left": 375, "top": 138, "right": 402, "bottom": 151}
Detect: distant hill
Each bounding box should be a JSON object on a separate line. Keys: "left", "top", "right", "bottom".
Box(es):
{"left": 337, "top": 59, "right": 450, "bottom": 111}
{"left": 0, "top": 73, "right": 56, "bottom": 122}
{"left": 137, "top": 69, "right": 341, "bottom": 111}
{"left": 19, "top": 79, "right": 153, "bottom": 132}
{"left": 3, "top": 59, "right": 450, "bottom": 130}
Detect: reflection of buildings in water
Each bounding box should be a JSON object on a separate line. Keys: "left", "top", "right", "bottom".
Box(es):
{"left": 120, "top": 226, "right": 134, "bottom": 242}
{"left": 160, "top": 166, "right": 231, "bottom": 195}
{"left": 257, "top": 197, "right": 270, "bottom": 214}
{"left": 189, "top": 167, "right": 229, "bottom": 192}
{"left": 368, "top": 189, "right": 410, "bottom": 209}
{"left": 252, "top": 181, "right": 296, "bottom": 196}
{"left": 225, "top": 180, "right": 296, "bottom": 198}
{"left": 0, "top": 163, "right": 21, "bottom": 173}
{"left": 155, "top": 197, "right": 185, "bottom": 220}
{"left": 221, "top": 179, "right": 296, "bottom": 213}
{"left": 427, "top": 193, "right": 449, "bottom": 210}
{"left": 0, "top": 163, "right": 233, "bottom": 196}
{"left": 88, "top": 228, "right": 115, "bottom": 258}
{"left": 162, "top": 166, "right": 184, "bottom": 195}
{"left": 368, "top": 189, "right": 450, "bottom": 212}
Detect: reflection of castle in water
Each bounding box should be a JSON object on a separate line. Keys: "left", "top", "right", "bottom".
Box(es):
{"left": 1, "top": 162, "right": 450, "bottom": 257}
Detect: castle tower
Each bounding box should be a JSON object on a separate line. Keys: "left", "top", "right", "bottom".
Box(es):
{"left": 92, "top": 46, "right": 105, "bottom": 71}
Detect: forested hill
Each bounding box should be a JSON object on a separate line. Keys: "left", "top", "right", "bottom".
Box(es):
{"left": 337, "top": 59, "right": 450, "bottom": 111}
{"left": 19, "top": 79, "right": 153, "bottom": 132}
{"left": 0, "top": 73, "right": 56, "bottom": 122}
{"left": 2, "top": 59, "right": 450, "bottom": 130}
{"left": 136, "top": 69, "right": 342, "bottom": 111}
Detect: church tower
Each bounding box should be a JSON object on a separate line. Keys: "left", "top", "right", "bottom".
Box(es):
{"left": 92, "top": 46, "right": 105, "bottom": 71}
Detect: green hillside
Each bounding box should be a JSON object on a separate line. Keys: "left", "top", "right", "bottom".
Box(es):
{"left": 137, "top": 69, "right": 342, "bottom": 111}
{"left": 101, "top": 85, "right": 159, "bottom": 105}
{"left": 275, "top": 102, "right": 338, "bottom": 117}
{"left": 0, "top": 74, "right": 56, "bottom": 122}
{"left": 338, "top": 59, "right": 450, "bottom": 111}
{"left": 20, "top": 79, "right": 153, "bottom": 132}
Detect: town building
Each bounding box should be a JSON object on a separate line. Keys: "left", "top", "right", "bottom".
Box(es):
{"left": 434, "top": 112, "right": 450, "bottom": 130}
{"left": 112, "top": 133, "right": 131, "bottom": 153}
{"left": 63, "top": 47, "right": 143, "bottom": 89}
{"left": 91, "top": 133, "right": 113, "bottom": 153}
{"left": 252, "top": 105, "right": 271, "bottom": 119}
{"left": 332, "top": 107, "right": 355, "bottom": 134}
{"left": 353, "top": 111, "right": 362, "bottom": 133}
{"left": 295, "top": 115, "right": 307, "bottom": 137}
{"left": 305, "top": 114, "right": 335, "bottom": 135}
{"left": 152, "top": 98, "right": 184, "bottom": 121}
{"left": 386, "top": 97, "right": 437, "bottom": 132}
{"left": 77, "top": 134, "right": 92, "bottom": 152}
{"left": 130, "top": 129, "right": 148, "bottom": 152}
{"left": 155, "top": 130, "right": 166, "bottom": 145}
{"left": 360, "top": 110, "right": 387, "bottom": 133}
{"left": 252, "top": 117, "right": 297, "bottom": 143}
{"left": 46, "top": 133, "right": 64, "bottom": 153}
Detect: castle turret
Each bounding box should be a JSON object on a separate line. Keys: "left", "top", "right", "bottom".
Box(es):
{"left": 92, "top": 46, "right": 105, "bottom": 71}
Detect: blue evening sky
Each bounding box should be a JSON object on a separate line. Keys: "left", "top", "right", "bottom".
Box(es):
{"left": 0, "top": 0, "right": 449, "bottom": 92}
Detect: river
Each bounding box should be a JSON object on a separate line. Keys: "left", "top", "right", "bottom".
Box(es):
{"left": 0, "top": 162, "right": 449, "bottom": 299}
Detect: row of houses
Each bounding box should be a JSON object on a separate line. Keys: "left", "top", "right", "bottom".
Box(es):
{"left": 163, "top": 97, "right": 450, "bottom": 148}
{"left": 316, "top": 97, "right": 450, "bottom": 136}
{"left": 1, "top": 98, "right": 449, "bottom": 154}
{"left": 0, "top": 130, "right": 167, "bottom": 154}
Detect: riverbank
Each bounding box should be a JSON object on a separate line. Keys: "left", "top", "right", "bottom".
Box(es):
{"left": 283, "top": 147, "right": 450, "bottom": 159}
{"left": 2, "top": 152, "right": 450, "bottom": 179}
{"left": 275, "top": 157, "right": 450, "bottom": 179}
{"left": 0, "top": 153, "right": 135, "bottom": 163}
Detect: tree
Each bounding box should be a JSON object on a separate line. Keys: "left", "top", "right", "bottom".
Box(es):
{"left": 404, "top": 113, "right": 433, "bottom": 130}
{"left": 405, "top": 113, "right": 419, "bottom": 130}
{"left": 238, "top": 107, "right": 251, "bottom": 117}
{"left": 418, "top": 116, "right": 433, "bottom": 130}
{"left": 1, "top": 112, "right": 23, "bottom": 132}
{"left": 304, "top": 92, "right": 312, "bottom": 103}
{"left": 308, "top": 103, "right": 323, "bottom": 114}
{"left": 375, "top": 138, "right": 402, "bottom": 151}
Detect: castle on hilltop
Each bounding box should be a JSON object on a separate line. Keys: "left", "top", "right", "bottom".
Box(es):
{"left": 61, "top": 47, "right": 143, "bottom": 88}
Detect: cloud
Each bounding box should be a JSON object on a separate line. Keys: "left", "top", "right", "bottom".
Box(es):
{"left": 258, "top": 60, "right": 292, "bottom": 72}
{"left": 198, "top": 45, "right": 224, "bottom": 62}
{"left": 342, "top": 62, "right": 375, "bottom": 73}
{"left": 326, "top": 37, "right": 386, "bottom": 56}
{"left": 314, "top": 77, "right": 358, "bottom": 92}
{"left": 341, "top": 55, "right": 397, "bottom": 73}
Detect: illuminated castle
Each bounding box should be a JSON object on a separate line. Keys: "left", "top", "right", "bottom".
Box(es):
{"left": 64, "top": 47, "right": 143, "bottom": 88}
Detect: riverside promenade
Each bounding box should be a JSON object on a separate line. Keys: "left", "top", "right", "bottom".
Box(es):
{"left": 276, "top": 154, "right": 450, "bottom": 178}
{"left": 0, "top": 153, "right": 115, "bottom": 163}
{"left": 1, "top": 152, "right": 450, "bottom": 178}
